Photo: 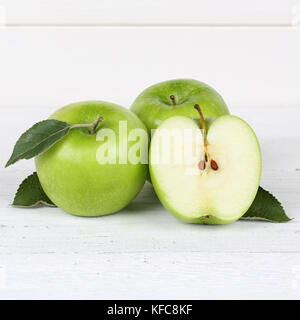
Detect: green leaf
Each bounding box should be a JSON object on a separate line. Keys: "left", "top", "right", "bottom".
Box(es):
{"left": 5, "top": 120, "right": 71, "bottom": 167}
{"left": 12, "top": 172, "right": 56, "bottom": 207}
{"left": 242, "top": 186, "right": 291, "bottom": 222}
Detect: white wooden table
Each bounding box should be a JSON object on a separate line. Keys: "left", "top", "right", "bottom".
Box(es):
{"left": 0, "top": 105, "right": 299, "bottom": 299}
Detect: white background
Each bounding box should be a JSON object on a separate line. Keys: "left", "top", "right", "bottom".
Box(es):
{"left": 0, "top": 0, "right": 300, "bottom": 299}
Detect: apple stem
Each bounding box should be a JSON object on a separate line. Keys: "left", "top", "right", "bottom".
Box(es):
{"left": 194, "top": 104, "right": 219, "bottom": 171}
{"left": 91, "top": 116, "right": 104, "bottom": 133}
{"left": 170, "top": 95, "right": 176, "bottom": 105}
{"left": 194, "top": 104, "right": 208, "bottom": 157}
{"left": 70, "top": 116, "right": 104, "bottom": 134}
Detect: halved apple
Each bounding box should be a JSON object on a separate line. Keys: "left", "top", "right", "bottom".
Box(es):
{"left": 149, "top": 107, "right": 261, "bottom": 224}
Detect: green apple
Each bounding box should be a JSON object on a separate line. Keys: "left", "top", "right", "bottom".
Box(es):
{"left": 35, "top": 101, "right": 148, "bottom": 217}
{"left": 149, "top": 105, "right": 261, "bottom": 224}
{"left": 131, "top": 79, "right": 229, "bottom": 133}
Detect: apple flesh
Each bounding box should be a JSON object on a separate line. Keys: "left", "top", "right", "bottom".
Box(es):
{"left": 131, "top": 79, "right": 229, "bottom": 133}
{"left": 35, "top": 101, "right": 148, "bottom": 217}
{"left": 149, "top": 115, "right": 261, "bottom": 224}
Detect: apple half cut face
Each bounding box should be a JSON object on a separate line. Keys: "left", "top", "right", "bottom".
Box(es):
{"left": 149, "top": 113, "right": 262, "bottom": 224}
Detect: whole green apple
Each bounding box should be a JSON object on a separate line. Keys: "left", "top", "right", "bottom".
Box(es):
{"left": 131, "top": 79, "right": 229, "bottom": 133}
{"left": 35, "top": 101, "right": 148, "bottom": 217}
{"left": 149, "top": 105, "right": 261, "bottom": 224}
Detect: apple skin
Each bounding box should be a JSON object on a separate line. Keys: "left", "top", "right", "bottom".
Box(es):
{"left": 35, "top": 101, "right": 148, "bottom": 217}
{"left": 131, "top": 79, "right": 229, "bottom": 133}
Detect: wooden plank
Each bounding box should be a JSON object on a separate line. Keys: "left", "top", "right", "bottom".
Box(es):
{"left": 1, "top": 252, "right": 300, "bottom": 299}
{"left": 0, "top": 0, "right": 296, "bottom": 26}
{"left": 0, "top": 27, "right": 299, "bottom": 109}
